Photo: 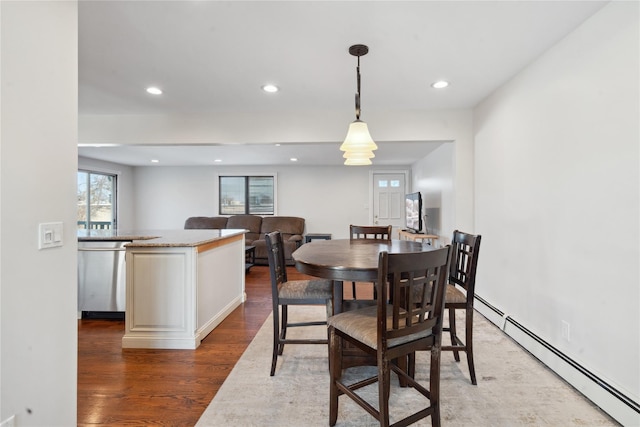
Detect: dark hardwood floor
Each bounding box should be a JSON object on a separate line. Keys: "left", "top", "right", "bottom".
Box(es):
{"left": 78, "top": 266, "right": 369, "bottom": 426}
{"left": 78, "top": 265, "right": 277, "bottom": 426}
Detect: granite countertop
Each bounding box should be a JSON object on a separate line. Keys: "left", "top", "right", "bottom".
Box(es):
{"left": 78, "top": 229, "right": 247, "bottom": 247}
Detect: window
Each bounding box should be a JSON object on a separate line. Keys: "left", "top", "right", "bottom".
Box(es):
{"left": 219, "top": 175, "right": 275, "bottom": 215}
{"left": 77, "top": 170, "right": 117, "bottom": 229}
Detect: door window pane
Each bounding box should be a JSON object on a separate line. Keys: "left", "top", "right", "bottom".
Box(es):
{"left": 77, "top": 170, "right": 117, "bottom": 229}
{"left": 77, "top": 171, "right": 88, "bottom": 228}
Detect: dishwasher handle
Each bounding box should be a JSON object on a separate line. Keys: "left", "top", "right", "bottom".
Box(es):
{"left": 78, "top": 247, "right": 127, "bottom": 252}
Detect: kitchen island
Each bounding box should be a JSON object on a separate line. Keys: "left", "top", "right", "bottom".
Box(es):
{"left": 79, "top": 229, "right": 247, "bottom": 349}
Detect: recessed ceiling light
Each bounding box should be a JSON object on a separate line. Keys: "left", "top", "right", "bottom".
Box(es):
{"left": 262, "top": 84, "right": 279, "bottom": 93}
{"left": 431, "top": 81, "right": 449, "bottom": 89}
{"left": 214, "top": 159, "right": 222, "bottom": 163}
{"left": 151, "top": 159, "right": 159, "bottom": 163}
{"left": 146, "top": 87, "right": 163, "bottom": 95}
{"left": 290, "top": 158, "right": 298, "bottom": 162}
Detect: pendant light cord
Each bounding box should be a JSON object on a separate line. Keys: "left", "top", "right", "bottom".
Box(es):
{"left": 355, "top": 55, "right": 361, "bottom": 120}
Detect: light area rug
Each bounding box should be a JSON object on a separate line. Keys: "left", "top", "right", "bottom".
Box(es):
{"left": 196, "top": 306, "right": 617, "bottom": 426}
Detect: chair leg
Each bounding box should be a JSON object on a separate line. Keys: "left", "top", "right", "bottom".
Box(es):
{"left": 325, "top": 300, "right": 332, "bottom": 364}
{"left": 466, "top": 307, "right": 477, "bottom": 385}
{"left": 430, "top": 346, "right": 442, "bottom": 427}
{"left": 270, "top": 305, "right": 280, "bottom": 376}
{"left": 449, "top": 307, "right": 460, "bottom": 362}
{"left": 278, "top": 305, "right": 288, "bottom": 355}
{"left": 407, "top": 352, "right": 416, "bottom": 379}
{"left": 396, "top": 355, "right": 409, "bottom": 387}
{"left": 378, "top": 357, "right": 391, "bottom": 427}
{"left": 329, "top": 327, "right": 341, "bottom": 426}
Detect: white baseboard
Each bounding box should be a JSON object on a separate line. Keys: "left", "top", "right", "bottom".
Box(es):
{"left": 474, "top": 295, "right": 640, "bottom": 427}
{"left": 196, "top": 297, "right": 243, "bottom": 343}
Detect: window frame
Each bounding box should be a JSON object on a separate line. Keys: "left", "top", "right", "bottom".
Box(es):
{"left": 77, "top": 168, "right": 118, "bottom": 230}
{"left": 217, "top": 173, "right": 277, "bottom": 216}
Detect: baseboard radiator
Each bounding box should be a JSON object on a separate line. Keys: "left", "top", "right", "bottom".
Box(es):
{"left": 474, "top": 294, "right": 640, "bottom": 426}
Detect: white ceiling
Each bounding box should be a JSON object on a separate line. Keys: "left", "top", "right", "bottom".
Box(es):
{"left": 78, "top": 0, "right": 607, "bottom": 166}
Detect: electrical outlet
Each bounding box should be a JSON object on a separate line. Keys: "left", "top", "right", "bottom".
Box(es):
{"left": 561, "top": 320, "right": 571, "bottom": 342}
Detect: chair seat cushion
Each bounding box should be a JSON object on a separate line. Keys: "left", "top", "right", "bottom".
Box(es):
{"left": 446, "top": 284, "right": 467, "bottom": 304}
{"left": 412, "top": 283, "right": 468, "bottom": 305}
{"left": 328, "top": 305, "right": 432, "bottom": 350}
{"left": 279, "top": 279, "right": 332, "bottom": 300}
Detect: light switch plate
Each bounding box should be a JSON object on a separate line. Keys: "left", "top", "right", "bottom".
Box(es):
{"left": 39, "top": 222, "right": 63, "bottom": 249}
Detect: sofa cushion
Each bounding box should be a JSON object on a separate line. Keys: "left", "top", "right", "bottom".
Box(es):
{"left": 252, "top": 239, "right": 299, "bottom": 266}
{"left": 260, "top": 216, "right": 305, "bottom": 241}
{"left": 184, "top": 216, "right": 228, "bottom": 229}
{"left": 226, "top": 215, "right": 262, "bottom": 243}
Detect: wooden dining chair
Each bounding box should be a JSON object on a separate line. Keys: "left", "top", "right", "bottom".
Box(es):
{"left": 265, "top": 231, "right": 333, "bottom": 376}
{"left": 349, "top": 225, "right": 392, "bottom": 300}
{"left": 441, "top": 229, "right": 482, "bottom": 385}
{"left": 328, "top": 246, "right": 452, "bottom": 427}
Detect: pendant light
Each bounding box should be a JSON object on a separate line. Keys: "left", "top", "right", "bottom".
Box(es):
{"left": 340, "top": 44, "right": 377, "bottom": 165}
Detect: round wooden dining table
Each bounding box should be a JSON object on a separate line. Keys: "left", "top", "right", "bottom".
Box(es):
{"left": 293, "top": 238, "right": 436, "bottom": 369}
{"left": 293, "top": 238, "right": 434, "bottom": 313}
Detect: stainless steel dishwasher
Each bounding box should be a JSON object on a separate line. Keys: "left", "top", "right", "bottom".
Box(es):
{"left": 78, "top": 240, "right": 130, "bottom": 318}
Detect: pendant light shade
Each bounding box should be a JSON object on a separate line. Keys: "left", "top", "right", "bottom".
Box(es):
{"left": 340, "top": 120, "right": 378, "bottom": 153}
{"left": 342, "top": 149, "right": 374, "bottom": 159}
{"left": 344, "top": 157, "right": 373, "bottom": 166}
{"left": 341, "top": 44, "right": 376, "bottom": 165}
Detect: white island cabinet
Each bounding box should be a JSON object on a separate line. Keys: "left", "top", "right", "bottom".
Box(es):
{"left": 118, "top": 229, "right": 246, "bottom": 350}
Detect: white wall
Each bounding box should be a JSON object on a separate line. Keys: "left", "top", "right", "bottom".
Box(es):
{"left": 132, "top": 164, "right": 403, "bottom": 239}
{"left": 78, "top": 156, "right": 135, "bottom": 230}
{"left": 411, "top": 142, "right": 454, "bottom": 245}
{"left": 473, "top": 2, "right": 639, "bottom": 424}
{"left": 80, "top": 109, "right": 476, "bottom": 235}
{"left": 1, "top": 2, "right": 78, "bottom": 425}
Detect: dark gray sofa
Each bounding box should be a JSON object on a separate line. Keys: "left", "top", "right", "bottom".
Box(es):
{"left": 184, "top": 215, "right": 305, "bottom": 266}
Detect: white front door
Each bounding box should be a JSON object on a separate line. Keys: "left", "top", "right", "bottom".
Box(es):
{"left": 372, "top": 172, "right": 406, "bottom": 230}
